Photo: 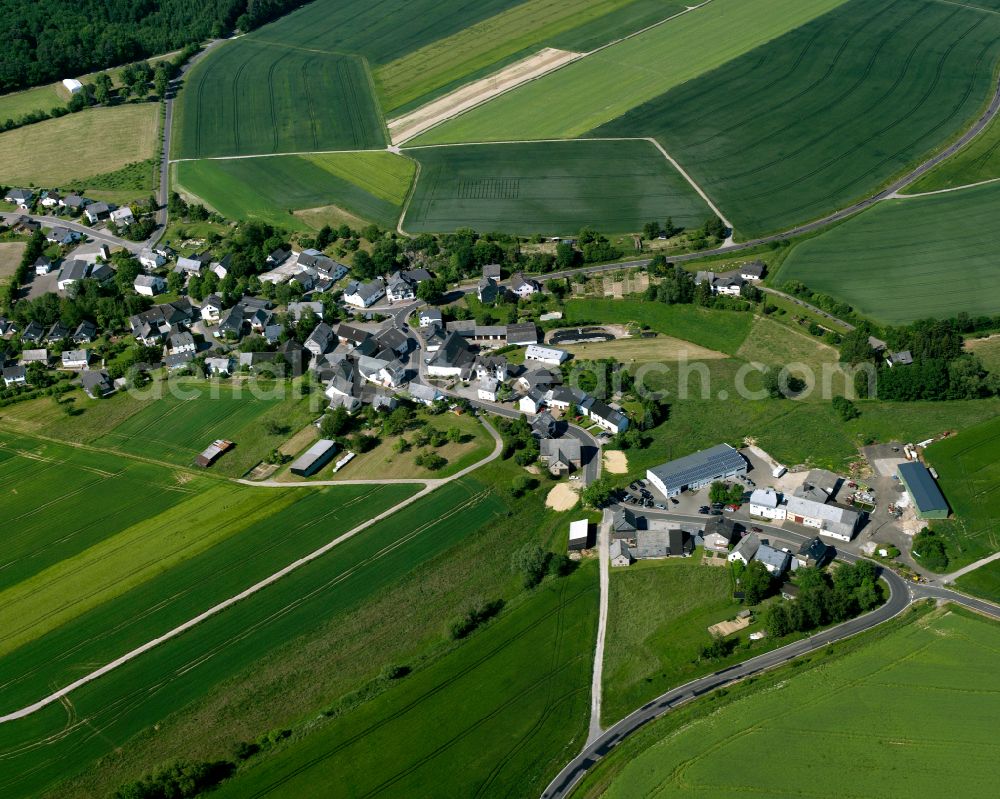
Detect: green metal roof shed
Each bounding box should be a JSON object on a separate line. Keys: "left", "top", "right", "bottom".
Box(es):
{"left": 898, "top": 462, "right": 949, "bottom": 520}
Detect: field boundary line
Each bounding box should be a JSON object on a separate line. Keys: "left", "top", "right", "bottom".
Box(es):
{"left": 934, "top": 0, "right": 1000, "bottom": 15}
{"left": 642, "top": 136, "right": 733, "bottom": 233}
{"left": 0, "top": 419, "right": 502, "bottom": 724}
{"left": 390, "top": 0, "right": 716, "bottom": 146}
{"left": 894, "top": 174, "right": 1000, "bottom": 198}
{"left": 396, "top": 152, "right": 422, "bottom": 236}
{"left": 169, "top": 147, "right": 386, "bottom": 164}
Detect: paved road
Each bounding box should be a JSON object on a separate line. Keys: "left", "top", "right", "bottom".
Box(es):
{"left": 587, "top": 509, "right": 611, "bottom": 744}
{"left": 152, "top": 40, "right": 225, "bottom": 245}
{"left": 540, "top": 507, "right": 1000, "bottom": 799}
{"left": 2, "top": 212, "right": 146, "bottom": 254}
{"left": 931, "top": 550, "right": 1000, "bottom": 585}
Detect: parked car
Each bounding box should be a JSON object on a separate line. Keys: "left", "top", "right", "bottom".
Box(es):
{"left": 698, "top": 508, "right": 709, "bottom": 515}
{"left": 726, "top": 503, "right": 741, "bottom": 512}
{"left": 645, "top": 499, "right": 654, "bottom": 508}
{"left": 670, "top": 497, "right": 679, "bottom": 505}
{"left": 751, "top": 526, "right": 763, "bottom": 533}
{"left": 654, "top": 503, "right": 666, "bottom": 510}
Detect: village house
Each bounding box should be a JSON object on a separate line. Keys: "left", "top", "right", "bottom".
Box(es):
{"left": 418, "top": 308, "right": 442, "bottom": 328}
{"left": 886, "top": 350, "right": 913, "bottom": 368}
{"left": 474, "top": 355, "right": 508, "bottom": 382}
{"left": 34, "top": 256, "right": 55, "bottom": 276}
{"left": 728, "top": 532, "right": 761, "bottom": 565}
{"left": 110, "top": 207, "right": 135, "bottom": 227}
{"left": 609, "top": 539, "right": 634, "bottom": 567}
{"left": 587, "top": 399, "right": 629, "bottom": 434}
{"left": 80, "top": 369, "right": 114, "bottom": 399}
{"left": 794, "top": 537, "right": 833, "bottom": 569}
{"left": 754, "top": 541, "right": 790, "bottom": 575}
{"left": 739, "top": 261, "right": 766, "bottom": 281}
{"left": 59, "top": 194, "right": 90, "bottom": 213}
{"left": 200, "top": 295, "right": 224, "bottom": 323}
{"left": 134, "top": 275, "right": 166, "bottom": 297}
{"left": 2, "top": 365, "right": 27, "bottom": 387}
{"left": 5, "top": 188, "right": 33, "bottom": 208}
{"left": 477, "top": 377, "right": 499, "bottom": 401}
{"left": 84, "top": 202, "right": 111, "bottom": 224}
{"left": 139, "top": 249, "right": 167, "bottom": 270}
{"left": 539, "top": 437, "right": 582, "bottom": 476}
{"left": 531, "top": 411, "right": 558, "bottom": 438}
{"left": 634, "top": 528, "right": 693, "bottom": 559}
{"left": 477, "top": 276, "right": 501, "bottom": 304}
{"left": 482, "top": 263, "right": 502, "bottom": 281}
{"left": 206, "top": 357, "right": 233, "bottom": 376}
{"left": 60, "top": 349, "right": 90, "bottom": 369}
{"left": 427, "top": 331, "right": 476, "bottom": 378}
{"left": 72, "top": 320, "right": 97, "bottom": 344}
{"left": 749, "top": 488, "right": 786, "bottom": 520}
{"left": 168, "top": 331, "right": 196, "bottom": 356}
{"left": 519, "top": 388, "right": 545, "bottom": 414}
{"left": 343, "top": 279, "right": 385, "bottom": 308}
{"left": 508, "top": 272, "right": 540, "bottom": 298}
{"left": 304, "top": 322, "right": 337, "bottom": 358}
{"left": 46, "top": 226, "right": 79, "bottom": 246}
{"left": 46, "top": 321, "right": 70, "bottom": 343}
{"left": 39, "top": 190, "right": 61, "bottom": 209}
{"left": 20, "top": 349, "right": 49, "bottom": 366}
{"left": 56, "top": 259, "right": 89, "bottom": 292}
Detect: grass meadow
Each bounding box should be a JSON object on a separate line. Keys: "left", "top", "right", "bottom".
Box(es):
{"left": 562, "top": 299, "right": 754, "bottom": 355}
{"left": 412, "top": 0, "right": 847, "bottom": 145}
{"left": 213, "top": 562, "right": 598, "bottom": 799}
{"left": 403, "top": 140, "right": 711, "bottom": 235}
{"left": 0, "top": 104, "right": 159, "bottom": 186}
{"left": 955, "top": 559, "right": 1000, "bottom": 603}
{"left": 594, "top": 0, "right": 1000, "bottom": 237}
{"left": 0, "top": 467, "right": 579, "bottom": 799}
{"left": 576, "top": 605, "right": 1000, "bottom": 799}
{"left": 175, "top": 152, "right": 415, "bottom": 230}
{"left": 173, "top": 42, "right": 386, "bottom": 158}
{"left": 779, "top": 182, "right": 1000, "bottom": 323}
{"left": 924, "top": 415, "right": 1000, "bottom": 568}
{"left": 966, "top": 335, "right": 1000, "bottom": 375}
{"left": 601, "top": 557, "right": 743, "bottom": 724}
{"left": 0, "top": 83, "right": 65, "bottom": 122}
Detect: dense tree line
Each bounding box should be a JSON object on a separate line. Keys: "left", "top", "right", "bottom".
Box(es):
{"left": 838, "top": 318, "right": 999, "bottom": 402}
{"left": 762, "top": 562, "right": 882, "bottom": 638}
{"left": 0, "top": 1, "right": 303, "bottom": 93}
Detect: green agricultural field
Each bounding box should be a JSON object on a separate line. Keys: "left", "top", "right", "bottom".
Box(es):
{"left": 0, "top": 475, "right": 417, "bottom": 715}
{"left": 213, "top": 563, "right": 597, "bottom": 799}
{"left": 0, "top": 103, "right": 159, "bottom": 186}
{"left": 173, "top": 41, "right": 386, "bottom": 158}
{"left": 412, "top": 0, "right": 848, "bottom": 145}
{"left": 0, "top": 432, "right": 213, "bottom": 590}
{"left": 89, "top": 385, "right": 321, "bottom": 476}
{"left": 955, "top": 558, "right": 1000, "bottom": 604}
{"left": 175, "top": 151, "right": 415, "bottom": 230}
{"left": 403, "top": 140, "right": 711, "bottom": 235}
{"left": 576, "top": 606, "right": 1000, "bottom": 799}
{"left": 924, "top": 415, "right": 1000, "bottom": 568}
{"left": 779, "top": 182, "right": 1000, "bottom": 324}
{"left": 562, "top": 299, "right": 753, "bottom": 355}
{"left": 593, "top": 0, "right": 1000, "bottom": 238}
{"left": 375, "top": 0, "right": 686, "bottom": 113}
{"left": 602, "top": 558, "right": 745, "bottom": 724}
{"left": 0, "top": 475, "right": 518, "bottom": 798}
{"left": 736, "top": 316, "right": 846, "bottom": 385}
{"left": 907, "top": 107, "right": 1000, "bottom": 192}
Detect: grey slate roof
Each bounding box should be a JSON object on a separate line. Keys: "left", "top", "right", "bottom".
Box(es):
{"left": 897, "top": 462, "right": 948, "bottom": 515}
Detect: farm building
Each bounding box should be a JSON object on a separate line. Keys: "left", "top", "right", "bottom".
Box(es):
{"left": 568, "top": 519, "right": 589, "bottom": 551}
{"left": 647, "top": 443, "right": 747, "bottom": 498}
{"left": 634, "top": 529, "right": 693, "bottom": 559}
{"left": 749, "top": 488, "right": 785, "bottom": 520}
{"left": 897, "top": 462, "right": 949, "bottom": 520}
{"left": 728, "top": 533, "right": 760, "bottom": 565}
{"left": 784, "top": 491, "right": 860, "bottom": 541}
{"left": 539, "top": 438, "right": 582, "bottom": 476}
{"left": 525, "top": 344, "right": 569, "bottom": 365}
{"left": 506, "top": 322, "right": 539, "bottom": 345}
{"left": 62, "top": 78, "right": 83, "bottom": 94}
{"left": 289, "top": 439, "right": 338, "bottom": 477}
{"left": 195, "top": 439, "right": 234, "bottom": 467}
{"left": 794, "top": 537, "right": 833, "bottom": 569}
{"left": 754, "top": 542, "right": 790, "bottom": 575}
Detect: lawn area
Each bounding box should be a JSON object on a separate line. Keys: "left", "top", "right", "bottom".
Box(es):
{"left": 924, "top": 415, "right": 1000, "bottom": 568}
{"left": 213, "top": 562, "right": 598, "bottom": 799}
{"left": 576, "top": 605, "right": 1000, "bottom": 799}
{"left": 565, "top": 335, "right": 726, "bottom": 363}
{"left": 0, "top": 103, "right": 159, "bottom": 186}
{"left": 593, "top": 0, "right": 1000, "bottom": 238}
{"left": 906, "top": 100, "right": 1000, "bottom": 192}
{"left": 173, "top": 41, "right": 386, "bottom": 158}
{"left": 778, "top": 182, "right": 1000, "bottom": 323}
{"left": 602, "top": 557, "right": 744, "bottom": 724}
{"left": 955, "top": 558, "right": 1000, "bottom": 604}
{"left": 87, "top": 385, "right": 322, "bottom": 476}
{"left": 175, "top": 151, "right": 415, "bottom": 230}
{"left": 966, "top": 334, "right": 1000, "bottom": 375}
{"left": 281, "top": 409, "right": 494, "bottom": 481}
{"left": 563, "top": 299, "right": 753, "bottom": 355}
{"left": 0, "top": 464, "right": 576, "bottom": 799}
{"left": 403, "top": 140, "right": 711, "bottom": 235}
{"left": 0, "top": 241, "right": 25, "bottom": 279}
{"left": 374, "top": 0, "right": 685, "bottom": 113}
{"left": 736, "top": 316, "right": 846, "bottom": 386}
{"left": 413, "top": 0, "right": 846, "bottom": 145}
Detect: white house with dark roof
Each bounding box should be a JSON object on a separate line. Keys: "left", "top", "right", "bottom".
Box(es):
{"left": 56, "top": 259, "right": 89, "bottom": 291}
{"left": 343, "top": 279, "right": 385, "bottom": 308}
{"left": 418, "top": 308, "right": 442, "bottom": 328}
{"left": 588, "top": 399, "right": 628, "bottom": 434}
{"left": 60, "top": 349, "right": 90, "bottom": 369}
{"left": 304, "top": 322, "right": 336, "bottom": 357}
{"left": 110, "top": 207, "right": 134, "bottom": 227}
{"left": 200, "top": 295, "right": 224, "bottom": 323}
{"left": 739, "top": 261, "right": 766, "bottom": 280}
{"left": 34, "top": 256, "right": 55, "bottom": 275}
{"left": 728, "top": 532, "right": 760, "bottom": 565}
{"left": 4, "top": 188, "right": 33, "bottom": 208}
{"left": 749, "top": 488, "right": 786, "bottom": 520}
{"left": 139, "top": 249, "right": 167, "bottom": 270}
{"left": 134, "top": 274, "right": 166, "bottom": 297}
{"left": 84, "top": 202, "right": 111, "bottom": 223}
{"left": 754, "top": 542, "right": 790, "bottom": 575}
{"left": 519, "top": 389, "right": 545, "bottom": 414}
{"left": 508, "top": 272, "right": 540, "bottom": 298}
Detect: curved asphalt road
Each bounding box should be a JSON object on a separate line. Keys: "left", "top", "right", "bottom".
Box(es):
{"left": 541, "top": 508, "right": 1000, "bottom": 799}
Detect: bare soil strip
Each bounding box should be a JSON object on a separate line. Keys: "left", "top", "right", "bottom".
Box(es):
{"left": 388, "top": 48, "right": 584, "bottom": 145}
